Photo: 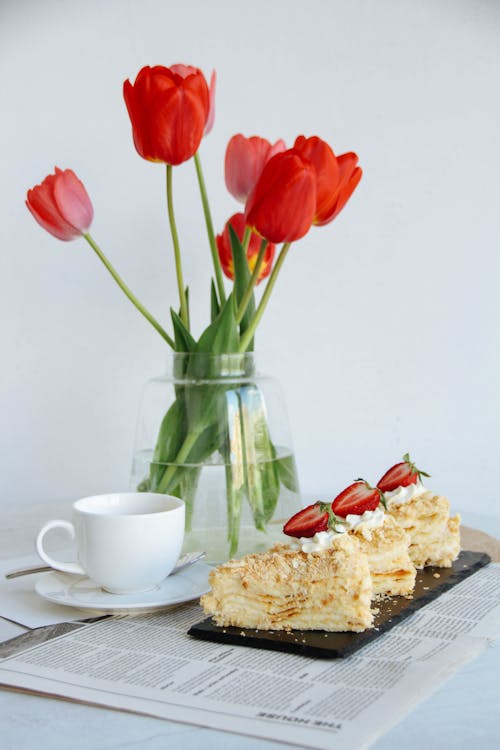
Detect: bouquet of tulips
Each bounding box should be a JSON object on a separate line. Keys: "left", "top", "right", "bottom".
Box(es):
{"left": 26, "top": 64, "right": 362, "bottom": 557}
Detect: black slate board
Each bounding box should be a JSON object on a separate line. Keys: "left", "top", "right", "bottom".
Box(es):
{"left": 188, "top": 550, "right": 490, "bottom": 658}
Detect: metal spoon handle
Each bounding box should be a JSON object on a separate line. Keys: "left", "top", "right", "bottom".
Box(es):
{"left": 5, "top": 564, "right": 52, "bottom": 579}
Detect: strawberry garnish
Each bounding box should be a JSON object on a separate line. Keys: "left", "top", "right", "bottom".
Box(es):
{"left": 283, "top": 502, "right": 329, "bottom": 538}
{"left": 377, "top": 452, "right": 430, "bottom": 493}
{"left": 331, "top": 480, "right": 382, "bottom": 518}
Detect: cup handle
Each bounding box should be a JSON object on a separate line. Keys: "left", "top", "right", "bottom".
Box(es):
{"left": 36, "top": 520, "right": 85, "bottom": 575}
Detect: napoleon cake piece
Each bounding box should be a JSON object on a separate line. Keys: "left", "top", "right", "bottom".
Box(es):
{"left": 377, "top": 453, "right": 461, "bottom": 568}
{"left": 351, "top": 514, "right": 416, "bottom": 597}
{"left": 200, "top": 533, "right": 373, "bottom": 632}
{"left": 286, "top": 482, "right": 416, "bottom": 599}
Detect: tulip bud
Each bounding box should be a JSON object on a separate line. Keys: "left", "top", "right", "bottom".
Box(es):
{"left": 216, "top": 213, "right": 275, "bottom": 283}
{"left": 26, "top": 167, "right": 93, "bottom": 241}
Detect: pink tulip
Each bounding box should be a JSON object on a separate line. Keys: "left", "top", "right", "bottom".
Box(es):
{"left": 26, "top": 168, "right": 93, "bottom": 241}
{"left": 225, "top": 134, "right": 286, "bottom": 203}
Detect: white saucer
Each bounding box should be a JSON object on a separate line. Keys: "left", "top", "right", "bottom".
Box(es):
{"left": 35, "top": 562, "right": 212, "bottom": 614}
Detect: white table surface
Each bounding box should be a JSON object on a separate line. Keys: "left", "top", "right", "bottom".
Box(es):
{"left": 1, "top": 500, "right": 499, "bottom": 750}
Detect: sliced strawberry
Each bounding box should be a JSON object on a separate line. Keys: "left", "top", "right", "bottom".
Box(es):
{"left": 283, "top": 502, "right": 329, "bottom": 538}
{"left": 377, "top": 452, "right": 430, "bottom": 493}
{"left": 331, "top": 480, "right": 381, "bottom": 518}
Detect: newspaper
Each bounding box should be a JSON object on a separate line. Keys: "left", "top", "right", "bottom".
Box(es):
{"left": 0, "top": 563, "right": 499, "bottom": 750}
{"left": 0, "top": 555, "right": 91, "bottom": 628}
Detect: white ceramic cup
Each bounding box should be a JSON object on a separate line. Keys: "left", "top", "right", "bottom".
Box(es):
{"left": 35, "top": 492, "right": 185, "bottom": 594}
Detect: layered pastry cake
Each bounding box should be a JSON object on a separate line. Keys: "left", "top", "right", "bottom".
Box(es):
{"left": 377, "top": 454, "right": 461, "bottom": 568}
{"left": 352, "top": 515, "right": 416, "bottom": 597}
{"left": 200, "top": 533, "right": 373, "bottom": 632}
{"left": 201, "top": 456, "right": 460, "bottom": 634}
{"left": 286, "top": 481, "right": 416, "bottom": 598}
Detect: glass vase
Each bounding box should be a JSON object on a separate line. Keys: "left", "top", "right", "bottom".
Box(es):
{"left": 131, "top": 352, "right": 301, "bottom": 563}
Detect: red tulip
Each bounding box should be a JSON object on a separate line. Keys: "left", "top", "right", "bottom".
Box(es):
{"left": 293, "top": 136, "right": 362, "bottom": 225}
{"left": 216, "top": 213, "right": 275, "bottom": 284}
{"left": 244, "top": 151, "right": 316, "bottom": 243}
{"left": 26, "top": 167, "right": 93, "bottom": 241}
{"left": 225, "top": 134, "right": 286, "bottom": 203}
{"left": 123, "top": 64, "right": 211, "bottom": 165}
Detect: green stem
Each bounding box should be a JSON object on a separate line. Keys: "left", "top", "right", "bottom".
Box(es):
{"left": 193, "top": 152, "right": 226, "bottom": 306}
{"left": 166, "top": 164, "right": 189, "bottom": 328}
{"left": 235, "top": 239, "right": 268, "bottom": 324}
{"left": 156, "top": 426, "right": 205, "bottom": 493}
{"left": 238, "top": 242, "right": 292, "bottom": 352}
{"left": 83, "top": 233, "right": 175, "bottom": 348}
{"left": 242, "top": 226, "right": 251, "bottom": 253}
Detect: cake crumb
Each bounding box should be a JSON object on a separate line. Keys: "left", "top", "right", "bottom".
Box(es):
{"left": 433, "top": 573, "right": 441, "bottom": 579}
{"left": 423, "top": 586, "right": 429, "bottom": 590}
{"left": 240, "top": 631, "right": 246, "bottom": 636}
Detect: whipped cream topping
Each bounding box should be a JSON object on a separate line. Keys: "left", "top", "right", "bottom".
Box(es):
{"left": 384, "top": 481, "right": 426, "bottom": 506}
{"left": 344, "top": 506, "right": 386, "bottom": 532}
{"left": 295, "top": 507, "right": 386, "bottom": 552}
{"left": 297, "top": 530, "right": 338, "bottom": 553}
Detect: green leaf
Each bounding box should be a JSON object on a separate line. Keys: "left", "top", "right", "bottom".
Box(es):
{"left": 275, "top": 454, "right": 300, "bottom": 493}
{"left": 195, "top": 293, "right": 239, "bottom": 357}
{"left": 210, "top": 279, "right": 220, "bottom": 322}
{"left": 223, "top": 389, "right": 246, "bottom": 552}
{"left": 238, "top": 384, "right": 280, "bottom": 527}
{"left": 152, "top": 399, "right": 186, "bottom": 464}
{"left": 183, "top": 422, "right": 221, "bottom": 463}
{"left": 171, "top": 308, "right": 197, "bottom": 353}
{"left": 148, "top": 398, "right": 187, "bottom": 491}
{"left": 228, "top": 224, "right": 256, "bottom": 349}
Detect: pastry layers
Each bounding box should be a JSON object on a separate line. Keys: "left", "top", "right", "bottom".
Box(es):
{"left": 387, "top": 491, "right": 461, "bottom": 568}
{"left": 200, "top": 534, "right": 373, "bottom": 632}
{"left": 352, "top": 515, "right": 416, "bottom": 597}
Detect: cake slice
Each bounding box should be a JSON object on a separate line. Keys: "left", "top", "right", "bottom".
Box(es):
{"left": 386, "top": 491, "right": 461, "bottom": 568}
{"left": 200, "top": 533, "right": 373, "bottom": 632}
{"left": 378, "top": 454, "right": 460, "bottom": 568}
{"left": 352, "top": 515, "right": 416, "bottom": 597}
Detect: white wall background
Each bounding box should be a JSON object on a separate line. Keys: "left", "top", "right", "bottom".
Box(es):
{"left": 1, "top": 0, "right": 499, "bottom": 517}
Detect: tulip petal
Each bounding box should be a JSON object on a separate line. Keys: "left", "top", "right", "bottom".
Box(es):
{"left": 204, "top": 70, "right": 216, "bottom": 135}
{"left": 225, "top": 134, "right": 285, "bottom": 203}
{"left": 329, "top": 166, "right": 363, "bottom": 222}
{"left": 225, "top": 135, "right": 254, "bottom": 203}
{"left": 170, "top": 63, "right": 199, "bottom": 79}
{"left": 293, "top": 135, "right": 341, "bottom": 225}
{"left": 53, "top": 169, "right": 94, "bottom": 232}
{"left": 269, "top": 139, "right": 286, "bottom": 159}
{"left": 315, "top": 152, "right": 362, "bottom": 225}
{"left": 245, "top": 152, "right": 316, "bottom": 243}
{"left": 26, "top": 173, "right": 79, "bottom": 241}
